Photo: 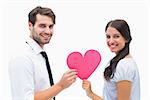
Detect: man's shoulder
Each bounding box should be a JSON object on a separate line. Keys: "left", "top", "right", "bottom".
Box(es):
{"left": 11, "top": 43, "right": 34, "bottom": 60}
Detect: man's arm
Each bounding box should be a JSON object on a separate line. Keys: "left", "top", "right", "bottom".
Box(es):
{"left": 9, "top": 55, "right": 34, "bottom": 100}
{"left": 34, "top": 69, "right": 77, "bottom": 100}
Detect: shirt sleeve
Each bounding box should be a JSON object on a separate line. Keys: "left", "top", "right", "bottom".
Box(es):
{"left": 9, "top": 55, "right": 34, "bottom": 100}
{"left": 113, "top": 60, "right": 135, "bottom": 82}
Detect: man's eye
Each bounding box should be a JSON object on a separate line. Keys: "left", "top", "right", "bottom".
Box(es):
{"left": 49, "top": 25, "right": 54, "bottom": 29}
{"left": 39, "top": 25, "right": 46, "bottom": 28}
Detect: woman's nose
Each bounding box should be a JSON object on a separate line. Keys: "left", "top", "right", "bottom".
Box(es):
{"left": 108, "top": 37, "right": 115, "bottom": 44}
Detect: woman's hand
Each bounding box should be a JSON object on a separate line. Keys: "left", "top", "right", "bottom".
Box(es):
{"left": 82, "top": 80, "right": 93, "bottom": 98}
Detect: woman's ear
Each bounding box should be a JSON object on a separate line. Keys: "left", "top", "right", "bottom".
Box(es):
{"left": 125, "top": 38, "right": 129, "bottom": 43}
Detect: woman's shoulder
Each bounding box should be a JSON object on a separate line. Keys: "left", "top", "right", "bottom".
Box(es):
{"left": 117, "top": 57, "right": 137, "bottom": 71}
{"left": 119, "top": 57, "right": 135, "bottom": 64}
{"left": 113, "top": 57, "right": 139, "bottom": 82}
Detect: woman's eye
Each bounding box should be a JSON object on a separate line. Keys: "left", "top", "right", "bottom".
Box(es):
{"left": 114, "top": 35, "right": 120, "bottom": 38}
{"left": 106, "top": 35, "right": 110, "bottom": 39}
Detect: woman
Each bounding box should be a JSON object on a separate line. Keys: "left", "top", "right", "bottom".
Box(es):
{"left": 82, "top": 19, "right": 140, "bottom": 100}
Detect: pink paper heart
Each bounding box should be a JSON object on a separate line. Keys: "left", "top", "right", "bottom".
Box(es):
{"left": 67, "top": 49, "right": 101, "bottom": 80}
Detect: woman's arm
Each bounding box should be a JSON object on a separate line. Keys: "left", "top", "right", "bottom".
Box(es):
{"left": 117, "top": 80, "right": 132, "bottom": 100}
{"left": 82, "top": 80, "right": 103, "bottom": 100}
{"left": 89, "top": 92, "right": 103, "bottom": 100}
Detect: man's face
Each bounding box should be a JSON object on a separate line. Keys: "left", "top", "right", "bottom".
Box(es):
{"left": 29, "top": 14, "right": 54, "bottom": 48}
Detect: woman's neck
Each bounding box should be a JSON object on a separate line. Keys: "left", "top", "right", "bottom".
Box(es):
{"left": 125, "top": 54, "right": 132, "bottom": 58}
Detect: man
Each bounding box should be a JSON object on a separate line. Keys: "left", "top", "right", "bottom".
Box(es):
{"left": 9, "top": 6, "right": 77, "bottom": 100}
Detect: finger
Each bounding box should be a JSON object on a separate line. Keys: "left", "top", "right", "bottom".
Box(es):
{"left": 66, "top": 71, "right": 77, "bottom": 77}
{"left": 83, "top": 79, "right": 87, "bottom": 81}
{"left": 82, "top": 84, "right": 88, "bottom": 89}
{"left": 83, "top": 80, "right": 89, "bottom": 84}
{"left": 68, "top": 77, "right": 76, "bottom": 85}
{"left": 71, "top": 78, "right": 76, "bottom": 83}
{"left": 66, "top": 69, "right": 77, "bottom": 74}
{"left": 67, "top": 74, "right": 77, "bottom": 80}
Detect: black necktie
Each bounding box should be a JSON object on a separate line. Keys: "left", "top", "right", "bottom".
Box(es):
{"left": 40, "top": 51, "right": 55, "bottom": 100}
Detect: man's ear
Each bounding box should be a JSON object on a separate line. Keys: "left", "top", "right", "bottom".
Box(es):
{"left": 28, "top": 21, "right": 33, "bottom": 30}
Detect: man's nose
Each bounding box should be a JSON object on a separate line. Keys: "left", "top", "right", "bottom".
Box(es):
{"left": 45, "top": 27, "right": 53, "bottom": 34}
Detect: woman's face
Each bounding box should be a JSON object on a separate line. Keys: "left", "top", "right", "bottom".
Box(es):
{"left": 106, "top": 27, "right": 127, "bottom": 54}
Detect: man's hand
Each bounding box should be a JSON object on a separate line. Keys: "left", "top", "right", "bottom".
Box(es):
{"left": 57, "top": 69, "right": 77, "bottom": 90}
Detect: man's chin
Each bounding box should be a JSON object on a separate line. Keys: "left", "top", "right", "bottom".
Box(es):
{"left": 42, "top": 39, "right": 50, "bottom": 43}
{"left": 44, "top": 41, "right": 50, "bottom": 44}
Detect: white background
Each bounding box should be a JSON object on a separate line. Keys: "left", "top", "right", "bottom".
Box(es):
{"left": 0, "top": 0, "right": 150, "bottom": 99}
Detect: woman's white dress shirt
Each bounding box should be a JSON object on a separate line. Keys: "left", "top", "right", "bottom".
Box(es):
{"left": 103, "top": 58, "right": 140, "bottom": 100}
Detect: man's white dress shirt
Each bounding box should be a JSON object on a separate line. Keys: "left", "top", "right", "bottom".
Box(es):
{"left": 9, "top": 37, "right": 52, "bottom": 100}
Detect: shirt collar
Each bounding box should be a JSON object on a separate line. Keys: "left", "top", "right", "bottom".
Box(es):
{"left": 26, "top": 37, "right": 44, "bottom": 55}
